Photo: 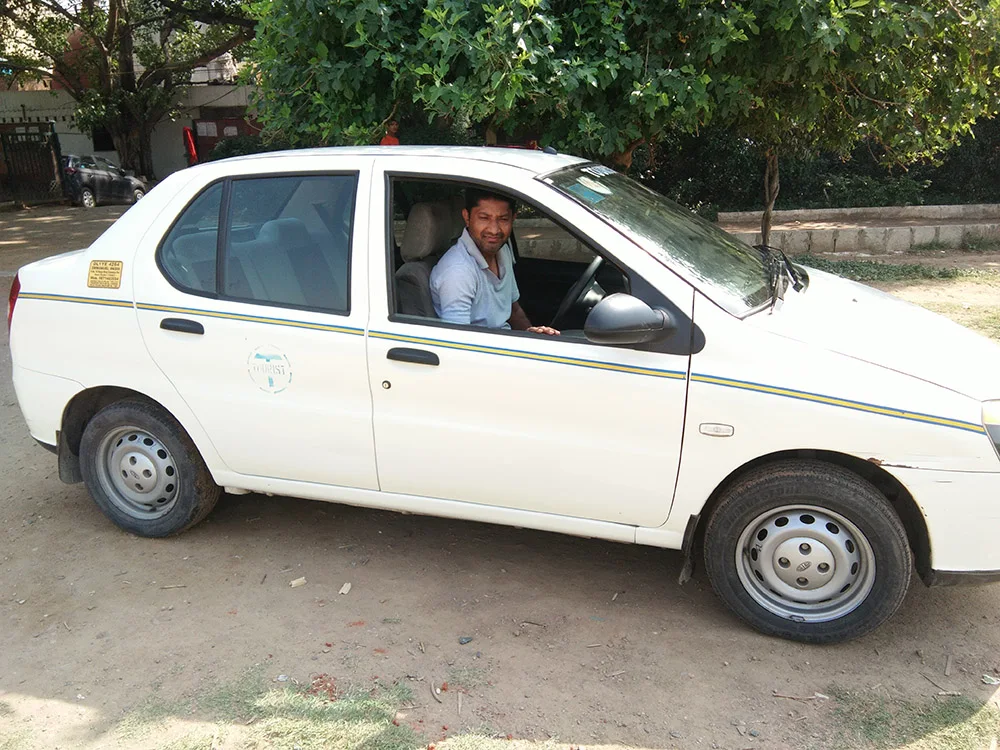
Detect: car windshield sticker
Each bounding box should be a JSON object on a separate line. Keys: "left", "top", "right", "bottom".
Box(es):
{"left": 87, "top": 260, "right": 123, "bottom": 289}
{"left": 566, "top": 182, "right": 607, "bottom": 204}
{"left": 581, "top": 164, "right": 616, "bottom": 177}
{"left": 247, "top": 346, "right": 293, "bottom": 394}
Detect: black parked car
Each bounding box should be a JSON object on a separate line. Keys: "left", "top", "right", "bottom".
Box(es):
{"left": 62, "top": 154, "right": 146, "bottom": 208}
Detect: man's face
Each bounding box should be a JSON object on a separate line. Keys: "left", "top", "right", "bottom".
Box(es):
{"left": 388, "top": 120, "right": 399, "bottom": 135}
{"left": 463, "top": 198, "right": 514, "bottom": 256}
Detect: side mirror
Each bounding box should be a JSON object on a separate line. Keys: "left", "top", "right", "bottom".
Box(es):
{"left": 584, "top": 293, "right": 676, "bottom": 345}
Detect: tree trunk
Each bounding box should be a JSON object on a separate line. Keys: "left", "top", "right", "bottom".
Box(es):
{"left": 138, "top": 125, "right": 156, "bottom": 181}
{"left": 610, "top": 138, "right": 645, "bottom": 170}
{"left": 110, "top": 126, "right": 142, "bottom": 176}
{"left": 761, "top": 147, "right": 780, "bottom": 247}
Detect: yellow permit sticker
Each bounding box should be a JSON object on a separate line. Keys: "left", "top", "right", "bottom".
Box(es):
{"left": 87, "top": 260, "right": 123, "bottom": 289}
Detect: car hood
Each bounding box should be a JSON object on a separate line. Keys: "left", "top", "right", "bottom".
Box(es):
{"left": 748, "top": 267, "right": 1000, "bottom": 401}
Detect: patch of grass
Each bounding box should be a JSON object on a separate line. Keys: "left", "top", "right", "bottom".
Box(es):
{"left": 962, "top": 235, "right": 1000, "bottom": 252}
{"left": 919, "top": 303, "right": 1000, "bottom": 341}
{"left": 828, "top": 685, "right": 1000, "bottom": 749}
{"left": 795, "top": 255, "right": 982, "bottom": 282}
{"left": 909, "top": 240, "right": 950, "bottom": 254}
{"left": 445, "top": 666, "right": 489, "bottom": 690}
{"left": 197, "top": 664, "right": 270, "bottom": 722}
{"left": 0, "top": 728, "right": 32, "bottom": 750}
{"left": 250, "top": 682, "right": 419, "bottom": 750}
{"left": 113, "top": 691, "right": 191, "bottom": 740}
{"left": 160, "top": 735, "right": 221, "bottom": 750}
{"left": 439, "top": 737, "right": 566, "bottom": 749}
{"left": 115, "top": 668, "right": 422, "bottom": 750}
{"left": 381, "top": 617, "right": 403, "bottom": 624}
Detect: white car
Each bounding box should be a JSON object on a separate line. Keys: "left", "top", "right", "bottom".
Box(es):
{"left": 9, "top": 147, "right": 1000, "bottom": 643}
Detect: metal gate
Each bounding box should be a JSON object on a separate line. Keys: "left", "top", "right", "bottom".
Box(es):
{"left": 0, "top": 122, "right": 64, "bottom": 203}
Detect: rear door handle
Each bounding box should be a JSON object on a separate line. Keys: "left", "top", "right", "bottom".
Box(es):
{"left": 387, "top": 347, "right": 439, "bottom": 366}
{"left": 160, "top": 317, "right": 204, "bottom": 335}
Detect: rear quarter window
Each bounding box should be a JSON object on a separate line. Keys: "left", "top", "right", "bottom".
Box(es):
{"left": 158, "top": 182, "right": 223, "bottom": 294}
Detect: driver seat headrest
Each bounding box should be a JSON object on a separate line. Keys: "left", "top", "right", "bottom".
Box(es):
{"left": 400, "top": 197, "right": 465, "bottom": 262}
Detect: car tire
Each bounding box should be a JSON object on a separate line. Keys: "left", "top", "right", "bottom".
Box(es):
{"left": 80, "top": 187, "right": 96, "bottom": 208}
{"left": 703, "top": 460, "right": 912, "bottom": 644}
{"left": 79, "top": 399, "right": 221, "bottom": 537}
{"left": 131, "top": 188, "right": 145, "bottom": 203}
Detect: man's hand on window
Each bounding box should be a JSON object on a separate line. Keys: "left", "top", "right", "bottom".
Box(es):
{"left": 527, "top": 325, "right": 560, "bottom": 336}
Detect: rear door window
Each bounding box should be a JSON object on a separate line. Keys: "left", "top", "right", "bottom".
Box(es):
{"left": 222, "top": 175, "right": 356, "bottom": 313}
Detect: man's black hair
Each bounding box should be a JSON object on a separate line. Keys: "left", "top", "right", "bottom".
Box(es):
{"left": 465, "top": 187, "right": 517, "bottom": 215}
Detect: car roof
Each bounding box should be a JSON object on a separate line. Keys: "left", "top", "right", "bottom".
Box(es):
{"left": 217, "top": 145, "right": 589, "bottom": 176}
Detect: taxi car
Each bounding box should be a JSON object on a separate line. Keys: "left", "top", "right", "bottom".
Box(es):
{"left": 9, "top": 146, "right": 1000, "bottom": 644}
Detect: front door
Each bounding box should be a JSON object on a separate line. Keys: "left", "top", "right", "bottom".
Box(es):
{"left": 133, "top": 162, "right": 378, "bottom": 489}
{"left": 366, "top": 159, "right": 693, "bottom": 528}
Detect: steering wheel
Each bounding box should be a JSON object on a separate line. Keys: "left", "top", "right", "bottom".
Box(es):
{"left": 550, "top": 255, "right": 604, "bottom": 329}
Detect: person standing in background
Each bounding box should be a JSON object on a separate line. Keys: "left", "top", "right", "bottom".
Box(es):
{"left": 380, "top": 120, "right": 400, "bottom": 146}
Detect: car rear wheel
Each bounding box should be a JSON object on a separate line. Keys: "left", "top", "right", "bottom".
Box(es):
{"left": 703, "top": 460, "right": 912, "bottom": 644}
{"left": 80, "top": 399, "right": 220, "bottom": 537}
{"left": 131, "top": 188, "right": 145, "bottom": 203}
{"left": 80, "top": 187, "right": 96, "bottom": 208}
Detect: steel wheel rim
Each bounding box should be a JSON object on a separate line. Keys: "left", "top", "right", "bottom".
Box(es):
{"left": 134, "top": 190, "right": 144, "bottom": 201}
{"left": 82, "top": 190, "right": 95, "bottom": 207}
{"left": 735, "top": 504, "right": 876, "bottom": 623}
{"left": 95, "top": 426, "right": 179, "bottom": 520}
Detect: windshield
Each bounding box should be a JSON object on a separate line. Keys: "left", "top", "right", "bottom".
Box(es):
{"left": 544, "top": 164, "right": 771, "bottom": 315}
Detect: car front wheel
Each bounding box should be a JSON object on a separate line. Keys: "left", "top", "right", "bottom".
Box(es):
{"left": 703, "top": 460, "right": 912, "bottom": 644}
{"left": 79, "top": 399, "right": 220, "bottom": 537}
{"left": 131, "top": 188, "right": 145, "bottom": 203}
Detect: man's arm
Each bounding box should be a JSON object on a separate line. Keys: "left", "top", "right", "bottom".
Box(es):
{"left": 510, "top": 302, "right": 559, "bottom": 336}
{"left": 432, "top": 267, "right": 476, "bottom": 325}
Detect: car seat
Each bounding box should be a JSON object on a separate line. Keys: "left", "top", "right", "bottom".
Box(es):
{"left": 395, "top": 197, "right": 465, "bottom": 317}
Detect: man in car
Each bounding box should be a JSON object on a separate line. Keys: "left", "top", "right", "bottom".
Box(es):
{"left": 430, "top": 189, "right": 560, "bottom": 335}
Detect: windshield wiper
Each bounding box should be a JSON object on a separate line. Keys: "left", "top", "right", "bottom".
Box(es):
{"left": 755, "top": 244, "right": 805, "bottom": 310}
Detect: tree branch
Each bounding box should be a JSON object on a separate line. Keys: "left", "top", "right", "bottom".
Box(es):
{"left": 104, "top": 0, "right": 120, "bottom": 56}
{"left": 157, "top": 0, "right": 256, "bottom": 30}
{"left": 12, "top": 0, "right": 108, "bottom": 56}
{"left": 845, "top": 76, "right": 902, "bottom": 108}
{"left": 137, "top": 28, "right": 252, "bottom": 88}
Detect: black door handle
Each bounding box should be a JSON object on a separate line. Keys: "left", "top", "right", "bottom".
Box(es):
{"left": 160, "top": 317, "right": 204, "bottom": 335}
{"left": 387, "top": 347, "right": 439, "bottom": 366}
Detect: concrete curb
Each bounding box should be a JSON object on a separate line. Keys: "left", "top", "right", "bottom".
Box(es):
{"left": 728, "top": 223, "right": 1000, "bottom": 254}
{"left": 718, "top": 203, "right": 1000, "bottom": 224}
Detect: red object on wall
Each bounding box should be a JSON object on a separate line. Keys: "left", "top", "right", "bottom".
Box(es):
{"left": 183, "top": 127, "right": 198, "bottom": 165}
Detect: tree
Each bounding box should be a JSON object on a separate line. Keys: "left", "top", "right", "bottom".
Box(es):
{"left": 0, "top": 0, "right": 253, "bottom": 178}
{"left": 249, "top": 0, "right": 1000, "bottom": 240}
{"left": 700, "top": 1, "right": 1000, "bottom": 244}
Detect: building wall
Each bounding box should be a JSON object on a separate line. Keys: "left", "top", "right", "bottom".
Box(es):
{"left": 0, "top": 90, "right": 118, "bottom": 165}
{"left": 0, "top": 85, "right": 255, "bottom": 180}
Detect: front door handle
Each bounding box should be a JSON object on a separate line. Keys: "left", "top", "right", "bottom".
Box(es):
{"left": 387, "top": 347, "right": 439, "bottom": 366}
{"left": 160, "top": 317, "right": 204, "bottom": 335}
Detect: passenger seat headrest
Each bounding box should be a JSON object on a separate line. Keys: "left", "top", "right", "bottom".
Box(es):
{"left": 259, "top": 218, "right": 313, "bottom": 247}
{"left": 401, "top": 199, "right": 464, "bottom": 262}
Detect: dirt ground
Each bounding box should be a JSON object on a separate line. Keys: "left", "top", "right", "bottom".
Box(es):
{"left": 3, "top": 205, "right": 1000, "bottom": 750}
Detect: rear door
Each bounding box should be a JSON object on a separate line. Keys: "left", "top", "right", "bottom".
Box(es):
{"left": 133, "top": 160, "right": 378, "bottom": 489}
{"left": 79, "top": 156, "right": 107, "bottom": 200}
{"left": 97, "top": 157, "right": 128, "bottom": 201}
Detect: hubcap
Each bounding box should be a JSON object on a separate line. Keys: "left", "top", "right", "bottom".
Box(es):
{"left": 82, "top": 191, "right": 95, "bottom": 207}
{"left": 736, "top": 504, "right": 875, "bottom": 623}
{"left": 96, "top": 427, "right": 178, "bottom": 519}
